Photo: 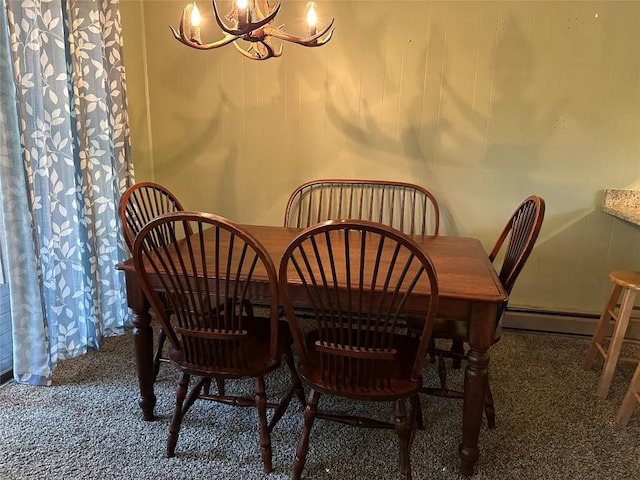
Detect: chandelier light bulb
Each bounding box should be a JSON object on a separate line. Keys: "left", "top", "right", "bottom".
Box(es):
{"left": 307, "top": 3, "right": 317, "bottom": 27}
{"left": 306, "top": 2, "right": 317, "bottom": 36}
{"left": 190, "top": 2, "right": 201, "bottom": 27}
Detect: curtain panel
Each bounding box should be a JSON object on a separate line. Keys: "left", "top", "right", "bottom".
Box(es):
{"left": 2, "top": 0, "right": 133, "bottom": 385}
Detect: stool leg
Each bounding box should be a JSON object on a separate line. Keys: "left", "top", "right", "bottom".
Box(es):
{"left": 596, "top": 288, "right": 636, "bottom": 398}
{"left": 615, "top": 361, "right": 640, "bottom": 426}
{"left": 583, "top": 284, "right": 620, "bottom": 370}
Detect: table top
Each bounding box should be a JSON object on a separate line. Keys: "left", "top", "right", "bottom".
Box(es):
{"left": 118, "top": 223, "right": 507, "bottom": 306}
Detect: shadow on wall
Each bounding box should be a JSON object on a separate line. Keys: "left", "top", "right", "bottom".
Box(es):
{"left": 513, "top": 205, "right": 640, "bottom": 314}
{"left": 146, "top": 44, "right": 242, "bottom": 218}
{"left": 143, "top": 2, "right": 637, "bottom": 238}
{"left": 322, "top": 4, "right": 461, "bottom": 236}
{"left": 483, "top": 13, "right": 566, "bottom": 176}
{"left": 323, "top": 9, "right": 575, "bottom": 244}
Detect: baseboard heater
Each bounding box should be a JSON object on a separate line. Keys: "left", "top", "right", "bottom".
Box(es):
{"left": 504, "top": 307, "right": 640, "bottom": 340}
{"left": 0, "top": 370, "right": 12, "bottom": 385}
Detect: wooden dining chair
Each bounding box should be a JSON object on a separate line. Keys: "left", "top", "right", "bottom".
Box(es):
{"left": 119, "top": 182, "right": 251, "bottom": 393}
{"left": 284, "top": 178, "right": 440, "bottom": 236}
{"left": 410, "top": 195, "right": 545, "bottom": 428}
{"left": 133, "top": 211, "right": 304, "bottom": 472}
{"left": 279, "top": 219, "right": 440, "bottom": 480}
{"left": 119, "top": 182, "right": 189, "bottom": 253}
{"left": 119, "top": 182, "right": 189, "bottom": 380}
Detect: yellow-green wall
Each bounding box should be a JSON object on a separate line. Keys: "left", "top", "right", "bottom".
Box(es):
{"left": 120, "top": 1, "right": 640, "bottom": 318}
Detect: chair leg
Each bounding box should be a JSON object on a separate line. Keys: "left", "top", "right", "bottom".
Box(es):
{"left": 153, "top": 330, "right": 166, "bottom": 380}
{"left": 411, "top": 393, "right": 424, "bottom": 431}
{"left": 254, "top": 376, "right": 273, "bottom": 474}
{"left": 199, "top": 377, "right": 224, "bottom": 396}
{"left": 583, "top": 283, "right": 621, "bottom": 369}
{"left": 437, "top": 352, "right": 448, "bottom": 392}
{"left": 241, "top": 298, "right": 255, "bottom": 319}
{"left": 202, "top": 379, "right": 211, "bottom": 395}
{"left": 268, "top": 347, "right": 306, "bottom": 432}
{"left": 409, "top": 394, "right": 423, "bottom": 440}
{"left": 597, "top": 288, "right": 636, "bottom": 398}
{"left": 616, "top": 361, "right": 640, "bottom": 426}
{"left": 394, "top": 399, "right": 412, "bottom": 480}
{"left": 428, "top": 337, "right": 436, "bottom": 363}
{"left": 284, "top": 345, "right": 306, "bottom": 407}
{"left": 451, "top": 339, "right": 464, "bottom": 369}
{"left": 485, "top": 383, "right": 496, "bottom": 428}
{"left": 215, "top": 377, "right": 225, "bottom": 396}
{"left": 292, "top": 389, "right": 320, "bottom": 480}
{"left": 182, "top": 378, "right": 206, "bottom": 416}
{"left": 167, "top": 372, "right": 190, "bottom": 457}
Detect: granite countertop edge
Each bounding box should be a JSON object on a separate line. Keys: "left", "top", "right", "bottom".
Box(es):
{"left": 603, "top": 189, "right": 640, "bottom": 226}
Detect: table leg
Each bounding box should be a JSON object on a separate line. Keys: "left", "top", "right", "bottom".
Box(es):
{"left": 459, "top": 302, "right": 495, "bottom": 476}
{"left": 125, "top": 270, "right": 156, "bottom": 421}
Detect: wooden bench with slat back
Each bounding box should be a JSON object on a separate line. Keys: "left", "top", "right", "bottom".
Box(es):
{"left": 284, "top": 179, "right": 440, "bottom": 236}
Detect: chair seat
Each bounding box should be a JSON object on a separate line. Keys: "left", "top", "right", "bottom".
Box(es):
{"left": 297, "top": 329, "right": 423, "bottom": 401}
{"left": 168, "top": 316, "right": 291, "bottom": 378}
{"left": 610, "top": 270, "right": 640, "bottom": 291}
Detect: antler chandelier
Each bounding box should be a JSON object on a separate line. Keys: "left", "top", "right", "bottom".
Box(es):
{"left": 170, "top": 0, "right": 335, "bottom": 61}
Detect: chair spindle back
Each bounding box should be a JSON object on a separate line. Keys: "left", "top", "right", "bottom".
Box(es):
{"left": 119, "top": 182, "right": 189, "bottom": 251}
{"left": 284, "top": 179, "right": 440, "bottom": 236}
{"left": 133, "top": 211, "right": 279, "bottom": 374}
{"left": 280, "top": 219, "right": 439, "bottom": 391}
{"left": 490, "top": 195, "right": 545, "bottom": 295}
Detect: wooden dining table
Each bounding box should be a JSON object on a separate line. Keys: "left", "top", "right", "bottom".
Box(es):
{"left": 117, "top": 224, "right": 507, "bottom": 477}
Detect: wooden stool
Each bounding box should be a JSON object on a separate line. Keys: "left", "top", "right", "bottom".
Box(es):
{"left": 582, "top": 270, "right": 640, "bottom": 398}
{"left": 616, "top": 360, "right": 640, "bottom": 426}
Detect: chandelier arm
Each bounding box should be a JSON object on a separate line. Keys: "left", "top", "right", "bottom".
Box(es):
{"left": 263, "top": 19, "right": 334, "bottom": 47}
{"left": 234, "top": 38, "right": 282, "bottom": 60}
{"left": 266, "top": 40, "right": 283, "bottom": 58}
{"left": 173, "top": 9, "right": 193, "bottom": 43}
{"left": 169, "top": 9, "right": 239, "bottom": 49}
{"left": 244, "top": 2, "right": 282, "bottom": 33}
{"left": 170, "top": 26, "right": 240, "bottom": 50}
{"left": 212, "top": 0, "right": 282, "bottom": 37}
{"left": 233, "top": 41, "right": 271, "bottom": 60}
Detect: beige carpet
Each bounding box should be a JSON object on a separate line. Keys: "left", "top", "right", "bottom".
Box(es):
{"left": 1, "top": 329, "right": 639, "bottom": 479}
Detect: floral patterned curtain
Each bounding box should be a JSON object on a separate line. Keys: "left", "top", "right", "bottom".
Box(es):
{"left": 1, "top": 0, "right": 133, "bottom": 385}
